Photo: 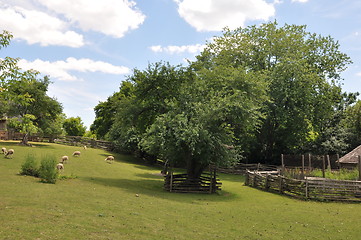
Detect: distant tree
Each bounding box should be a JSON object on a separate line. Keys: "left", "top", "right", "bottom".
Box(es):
{"left": 340, "top": 100, "right": 361, "bottom": 149}
{"left": 63, "top": 117, "right": 87, "bottom": 136}
{"left": 38, "top": 113, "right": 66, "bottom": 142}
{"left": 91, "top": 81, "right": 134, "bottom": 139}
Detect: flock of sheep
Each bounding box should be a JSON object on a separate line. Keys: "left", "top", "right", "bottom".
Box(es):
{"left": 2, "top": 146, "right": 115, "bottom": 173}
{"left": 2, "top": 147, "right": 14, "bottom": 158}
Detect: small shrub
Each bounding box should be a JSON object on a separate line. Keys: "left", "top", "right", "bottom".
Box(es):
{"left": 20, "top": 154, "right": 39, "bottom": 177}
{"left": 38, "top": 155, "right": 58, "bottom": 184}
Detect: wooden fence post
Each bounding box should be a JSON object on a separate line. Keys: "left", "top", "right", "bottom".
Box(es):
{"left": 265, "top": 174, "right": 270, "bottom": 190}
{"left": 305, "top": 178, "right": 309, "bottom": 199}
{"left": 301, "top": 155, "right": 305, "bottom": 179}
{"left": 278, "top": 175, "right": 283, "bottom": 193}
{"left": 327, "top": 155, "right": 331, "bottom": 171}
{"left": 322, "top": 155, "right": 326, "bottom": 178}
{"left": 337, "top": 154, "right": 340, "bottom": 169}
{"left": 245, "top": 171, "right": 249, "bottom": 186}
{"left": 358, "top": 156, "right": 361, "bottom": 181}
{"left": 281, "top": 154, "right": 285, "bottom": 176}
{"left": 170, "top": 171, "right": 173, "bottom": 192}
{"left": 308, "top": 154, "right": 312, "bottom": 171}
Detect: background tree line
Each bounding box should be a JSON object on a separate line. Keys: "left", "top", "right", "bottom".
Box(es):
{"left": 91, "top": 22, "right": 361, "bottom": 175}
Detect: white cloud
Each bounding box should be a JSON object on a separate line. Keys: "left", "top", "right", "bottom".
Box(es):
{"left": 150, "top": 44, "right": 206, "bottom": 54}
{"left": 291, "top": 0, "right": 308, "bottom": 3}
{"left": 175, "top": 0, "right": 275, "bottom": 31}
{"left": 0, "top": 0, "right": 145, "bottom": 47}
{"left": 17, "top": 58, "right": 130, "bottom": 81}
{"left": 37, "top": 0, "right": 146, "bottom": 38}
{"left": 0, "top": 5, "right": 84, "bottom": 47}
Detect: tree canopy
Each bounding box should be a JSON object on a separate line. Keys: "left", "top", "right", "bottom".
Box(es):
{"left": 195, "top": 21, "right": 353, "bottom": 162}
{"left": 63, "top": 117, "right": 87, "bottom": 136}
{"left": 1, "top": 30, "right": 64, "bottom": 144}
{"left": 94, "top": 21, "right": 357, "bottom": 178}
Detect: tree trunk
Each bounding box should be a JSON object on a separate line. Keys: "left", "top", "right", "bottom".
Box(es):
{"left": 22, "top": 133, "right": 28, "bottom": 144}
{"left": 20, "top": 133, "right": 31, "bottom": 146}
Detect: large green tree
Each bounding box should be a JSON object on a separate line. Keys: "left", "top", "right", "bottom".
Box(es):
{"left": 194, "top": 21, "right": 353, "bottom": 163}
{"left": 1, "top": 31, "right": 63, "bottom": 145}
{"left": 108, "top": 61, "right": 267, "bottom": 179}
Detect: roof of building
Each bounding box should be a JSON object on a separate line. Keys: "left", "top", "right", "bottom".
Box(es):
{"left": 338, "top": 145, "right": 361, "bottom": 164}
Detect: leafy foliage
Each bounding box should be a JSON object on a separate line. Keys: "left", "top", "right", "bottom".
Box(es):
{"left": 63, "top": 117, "right": 87, "bottom": 136}
{"left": 38, "top": 155, "right": 58, "bottom": 184}
{"left": 20, "top": 154, "right": 39, "bottom": 177}
{"left": 195, "top": 21, "right": 353, "bottom": 162}
{"left": 1, "top": 30, "right": 64, "bottom": 144}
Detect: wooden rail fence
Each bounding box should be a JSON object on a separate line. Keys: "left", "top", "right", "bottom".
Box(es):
{"left": 217, "top": 163, "right": 279, "bottom": 175}
{"left": 245, "top": 170, "right": 361, "bottom": 202}
{"left": 164, "top": 171, "right": 222, "bottom": 194}
{"left": 54, "top": 136, "right": 113, "bottom": 150}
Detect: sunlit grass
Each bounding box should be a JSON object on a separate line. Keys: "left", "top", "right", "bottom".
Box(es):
{"left": 0, "top": 140, "right": 361, "bottom": 239}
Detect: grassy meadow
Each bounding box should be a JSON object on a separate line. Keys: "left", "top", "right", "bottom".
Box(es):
{"left": 1, "top": 141, "right": 361, "bottom": 240}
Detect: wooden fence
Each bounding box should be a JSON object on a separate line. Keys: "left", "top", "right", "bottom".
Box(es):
{"left": 164, "top": 171, "right": 222, "bottom": 194}
{"left": 217, "top": 163, "right": 279, "bottom": 175}
{"left": 53, "top": 136, "right": 113, "bottom": 150}
{"left": 245, "top": 170, "right": 361, "bottom": 202}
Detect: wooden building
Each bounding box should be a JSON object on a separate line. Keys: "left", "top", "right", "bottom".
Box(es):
{"left": 337, "top": 145, "right": 361, "bottom": 169}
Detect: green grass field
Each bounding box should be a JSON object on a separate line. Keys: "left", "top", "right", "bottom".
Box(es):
{"left": 1, "top": 141, "right": 361, "bottom": 240}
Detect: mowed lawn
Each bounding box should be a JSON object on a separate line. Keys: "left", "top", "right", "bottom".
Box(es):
{"left": 1, "top": 141, "right": 361, "bottom": 240}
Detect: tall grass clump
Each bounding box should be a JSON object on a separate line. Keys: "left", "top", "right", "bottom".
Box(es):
{"left": 38, "top": 155, "right": 58, "bottom": 183}
{"left": 310, "top": 168, "right": 359, "bottom": 180}
{"left": 20, "top": 154, "right": 39, "bottom": 177}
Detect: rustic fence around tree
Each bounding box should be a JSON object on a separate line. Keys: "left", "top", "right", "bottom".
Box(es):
{"left": 245, "top": 170, "right": 361, "bottom": 202}
{"left": 164, "top": 170, "right": 222, "bottom": 194}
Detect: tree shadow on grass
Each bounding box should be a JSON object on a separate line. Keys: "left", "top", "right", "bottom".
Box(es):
{"left": 82, "top": 175, "right": 240, "bottom": 204}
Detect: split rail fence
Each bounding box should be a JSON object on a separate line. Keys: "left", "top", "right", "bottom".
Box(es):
{"left": 245, "top": 170, "right": 361, "bottom": 202}
{"left": 164, "top": 171, "right": 221, "bottom": 194}
{"left": 54, "top": 136, "right": 113, "bottom": 150}
{"left": 217, "top": 163, "right": 279, "bottom": 174}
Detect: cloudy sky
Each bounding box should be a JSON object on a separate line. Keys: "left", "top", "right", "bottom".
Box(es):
{"left": 1, "top": 0, "right": 360, "bottom": 128}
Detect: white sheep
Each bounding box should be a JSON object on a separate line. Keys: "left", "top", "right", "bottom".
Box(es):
{"left": 83, "top": 145, "right": 87, "bottom": 150}
{"left": 1, "top": 147, "right": 6, "bottom": 154}
{"left": 60, "top": 156, "right": 69, "bottom": 164}
{"left": 72, "top": 151, "right": 81, "bottom": 157}
{"left": 105, "top": 155, "right": 114, "bottom": 163}
{"left": 5, "top": 149, "right": 14, "bottom": 158}
{"left": 56, "top": 163, "right": 64, "bottom": 172}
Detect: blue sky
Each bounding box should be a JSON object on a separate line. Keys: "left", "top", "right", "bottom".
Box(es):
{"left": 1, "top": 0, "right": 360, "bottom": 128}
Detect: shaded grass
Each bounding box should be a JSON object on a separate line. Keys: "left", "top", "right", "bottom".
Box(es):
{"left": 0, "top": 141, "right": 361, "bottom": 239}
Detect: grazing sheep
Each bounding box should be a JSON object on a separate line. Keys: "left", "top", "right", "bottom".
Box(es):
{"left": 105, "top": 155, "right": 114, "bottom": 163}
{"left": 60, "top": 156, "right": 69, "bottom": 164}
{"left": 83, "top": 145, "right": 87, "bottom": 150}
{"left": 72, "top": 151, "right": 81, "bottom": 157}
{"left": 1, "top": 147, "right": 6, "bottom": 154}
{"left": 56, "top": 163, "right": 64, "bottom": 172}
{"left": 5, "top": 149, "right": 14, "bottom": 158}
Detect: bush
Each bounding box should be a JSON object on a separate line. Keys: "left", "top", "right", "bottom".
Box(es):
{"left": 38, "top": 155, "right": 58, "bottom": 184}
{"left": 20, "top": 154, "right": 39, "bottom": 177}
